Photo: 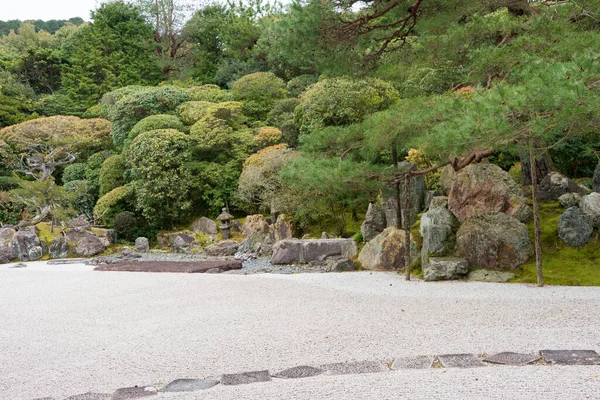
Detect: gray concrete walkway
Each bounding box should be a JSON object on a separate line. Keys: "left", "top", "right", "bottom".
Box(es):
{"left": 1, "top": 262, "right": 599, "bottom": 399}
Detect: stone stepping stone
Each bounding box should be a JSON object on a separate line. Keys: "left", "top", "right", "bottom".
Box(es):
{"left": 65, "top": 394, "right": 112, "bottom": 400}
{"left": 391, "top": 356, "right": 434, "bottom": 370}
{"left": 47, "top": 259, "right": 88, "bottom": 265}
{"left": 111, "top": 386, "right": 158, "bottom": 399}
{"left": 321, "top": 361, "right": 388, "bottom": 375}
{"left": 437, "top": 354, "right": 486, "bottom": 368}
{"left": 541, "top": 350, "right": 600, "bottom": 365}
{"left": 161, "top": 379, "right": 219, "bottom": 392}
{"left": 221, "top": 370, "right": 271, "bottom": 385}
{"left": 273, "top": 366, "right": 324, "bottom": 379}
{"left": 483, "top": 352, "right": 541, "bottom": 366}
{"left": 95, "top": 260, "right": 242, "bottom": 274}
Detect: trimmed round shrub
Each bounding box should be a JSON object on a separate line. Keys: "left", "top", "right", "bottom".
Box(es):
{"left": 93, "top": 185, "right": 134, "bottom": 225}
{"left": 231, "top": 72, "right": 287, "bottom": 121}
{"left": 176, "top": 101, "right": 215, "bottom": 125}
{"left": 286, "top": 74, "right": 318, "bottom": 98}
{"left": 62, "top": 163, "right": 87, "bottom": 183}
{"left": 254, "top": 127, "right": 282, "bottom": 148}
{"left": 190, "top": 102, "right": 250, "bottom": 151}
{"left": 113, "top": 211, "right": 138, "bottom": 242}
{"left": 99, "top": 155, "right": 125, "bottom": 196}
{"left": 109, "top": 86, "right": 190, "bottom": 147}
{"left": 128, "top": 114, "right": 186, "bottom": 142}
{"left": 186, "top": 85, "right": 233, "bottom": 102}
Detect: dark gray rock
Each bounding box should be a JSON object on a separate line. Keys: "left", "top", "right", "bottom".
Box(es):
{"left": 539, "top": 171, "right": 589, "bottom": 201}
{"left": 75, "top": 233, "right": 105, "bottom": 257}
{"left": 558, "top": 193, "right": 582, "bottom": 209}
{"left": 120, "top": 248, "right": 141, "bottom": 259}
{"left": 325, "top": 258, "right": 356, "bottom": 272}
{"left": 156, "top": 231, "right": 194, "bottom": 248}
{"left": 483, "top": 352, "right": 541, "bottom": 366}
{"left": 423, "top": 257, "right": 468, "bottom": 282}
{"left": 437, "top": 354, "right": 486, "bottom": 368}
{"left": 274, "top": 366, "right": 324, "bottom": 379}
{"left": 161, "top": 379, "right": 219, "bottom": 392}
{"left": 361, "top": 203, "right": 386, "bottom": 242}
{"left": 204, "top": 240, "right": 239, "bottom": 256}
{"left": 391, "top": 356, "right": 434, "bottom": 370}
{"left": 221, "top": 370, "right": 271, "bottom": 385}
{"left": 238, "top": 231, "right": 267, "bottom": 254}
{"left": 111, "top": 385, "right": 158, "bottom": 399}
{"left": 271, "top": 239, "right": 357, "bottom": 265}
{"left": 541, "top": 350, "right": 600, "bottom": 365}
{"left": 49, "top": 237, "right": 69, "bottom": 259}
{"left": 558, "top": 207, "right": 593, "bottom": 247}
{"left": 321, "top": 360, "right": 388, "bottom": 375}
{"left": 65, "top": 393, "right": 112, "bottom": 400}
{"left": 456, "top": 212, "right": 532, "bottom": 271}
{"left": 64, "top": 227, "right": 88, "bottom": 243}
{"left": 231, "top": 219, "right": 243, "bottom": 233}
{"left": 420, "top": 204, "right": 457, "bottom": 270}
{"left": 191, "top": 217, "right": 218, "bottom": 235}
{"left": 134, "top": 237, "right": 149, "bottom": 253}
{"left": 0, "top": 245, "right": 14, "bottom": 264}
{"left": 173, "top": 235, "right": 192, "bottom": 254}
{"left": 383, "top": 161, "right": 426, "bottom": 228}
{"left": 10, "top": 227, "right": 42, "bottom": 261}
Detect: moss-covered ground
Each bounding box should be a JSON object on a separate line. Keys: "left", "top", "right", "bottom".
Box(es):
{"left": 513, "top": 201, "right": 600, "bottom": 286}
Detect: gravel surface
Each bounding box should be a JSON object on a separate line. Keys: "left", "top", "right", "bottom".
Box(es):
{"left": 0, "top": 261, "right": 599, "bottom": 399}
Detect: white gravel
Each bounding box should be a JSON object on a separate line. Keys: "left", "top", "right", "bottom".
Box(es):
{"left": 1, "top": 261, "right": 599, "bottom": 399}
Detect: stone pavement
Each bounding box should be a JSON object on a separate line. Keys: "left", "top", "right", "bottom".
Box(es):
{"left": 30, "top": 350, "right": 600, "bottom": 399}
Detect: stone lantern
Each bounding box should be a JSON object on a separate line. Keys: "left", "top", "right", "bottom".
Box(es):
{"left": 217, "top": 208, "right": 234, "bottom": 240}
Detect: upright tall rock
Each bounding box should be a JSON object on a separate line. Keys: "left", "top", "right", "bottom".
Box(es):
{"left": 361, "top": 203, "right": 386, "bottom": 242}
{"left": 448, "top": 164, "right": 531, "bottom": 222}
{"left": 420, "top": 198, "right": 458, "bottom": 271}
{"left": 383, "top": 161, "right": 426, "bottom": 228}
{"left": 10, "top": 227, "right": 43, "bottom": 262}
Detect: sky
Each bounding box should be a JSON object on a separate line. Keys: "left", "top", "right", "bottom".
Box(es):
{"left": 2, "top": 0, "right": 102, "bottom": 21}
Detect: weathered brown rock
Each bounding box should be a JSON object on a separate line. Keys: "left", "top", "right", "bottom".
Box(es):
{"left": 204, "top": 240, "right": 240, "bottom": 256}
{"left": 242, "top": 214, "right": 270, "bottom": 236}
{"left": 358, "top": 227, "right": 417, "bottom": 271}
{"left": 448, "top": 164, "right": 531, "bottom": 222}
{"left": 273, "top": 214, "right": 293, "bottom": 242}
{"left": 440, "top": 165, "right": 457, "bottom": 195}
{"left": 456, "top": 212, "right": 532, "bottom": 271}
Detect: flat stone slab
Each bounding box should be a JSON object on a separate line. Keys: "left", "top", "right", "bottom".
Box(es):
{"left": 273, "top": 365, "right": 324, "bottom": 379}
{"left": 47, "top": 258, "right": 88, "bottom": 265}
{"left": 541, "top": 350, "right": 600, "bottom": 365}
{"left": 221, "top": 370, "right": 271, "bottom": 385}
{"left": 321, "top": 361, "right": 388, "bottom": 375}
{"left": 95, "top": 260, "right": 242, "bottom": 274}
{"left": 437, "top": 354, "right": 486, "bottom": 368}
{"left": 483, "top": 352, "right": 541, "bottom": 366}
{"left": 111, "top": 386, "right": 158, "bottom": 399}
{"left": 161, "top": 379, "right": 219, "bottom": 392}
{"left": 391, "top": 356, "right": 434, "bottom": 370}
{"left": 66, "top": 394, "right": 112, "bottom": 400}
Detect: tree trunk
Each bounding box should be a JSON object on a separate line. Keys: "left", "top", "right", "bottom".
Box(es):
{"left": 403, "top": 174, "right": 412, "bottom": 281}
{"left": 521, "top": 151, "right": 552, "bottom": 185}
{"left": 529, "top": 139, "right": 544, "bottom": 287}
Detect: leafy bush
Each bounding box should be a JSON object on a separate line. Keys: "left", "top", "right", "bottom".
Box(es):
{"left": 64, "top": 179, "right": 96, "bottom": 216}
{"left": 109, "top": 86, "right": 190, "bottom": 147}
{"left": 231, "top": 72, "right": 287, "bottom": 121}
{"left": 93, "top": 185, "right": 134, "bottom": 225}
{"left": 266, "top": 98, "right": 301, "bottom": 147}
{"left": 286, "top": 75, "right": 318, "bottom": 98}
{"left": 294, "top": 77, "right": 399, "bottom": 135}
{"left": 254, "top": 127, "right": 282, "bottom": 148}
{"left": 62, "top": 163, "right": 87, "bottom": 183}
{"left": 186, "top": 85, "right": 233, "bottom": 102}
{"left": 125, "top": 129, "right": 194, "bottom": 227}
{"left": 176, "top": 101, "right": 215, "bottom": 125}
{"left": 99, "top": 155, "right": 125, "bottom": 196}
{"left": 128, "top": 114, "right": 186, "bottom": 143}
{"left": 113, "top": 211, "right": 138, "bottom": 242}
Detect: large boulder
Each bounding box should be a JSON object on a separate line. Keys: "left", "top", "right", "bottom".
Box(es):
{"left": 383, "top": 161, "right": 426, "bottom": 228}
{"left": 75, "top": 233, "right": 105, "bottom": 256}
{"left": 204, "top": 240, "right": 240, "bottom": 256}
{"left": 455, "top": 212, "right": 532, "bottom": 271}
{"left": 10, "top": 227, "right": 43, "bottom": 262}
{"left": 191, "top": 217, "right": 218, "bottom": 235}
{"left": 64, "top": 227, "right": 88, "bottom": 244}
{"left": 0, "top": 228, "right": 15, "bottom": 264}
{"left": 558, "top": 207, "right": 593, "bottom": 247}
{"left": 580, "top": 192, "right": 600, "bottom": 227}
{"left": 272, "top": 214, "right": 294, "bottom": 242}
{"left": 558, "top": 193, "right": 582, "bottom": 209}
{"left": 242, "top": 215, "right": 270, "bottom": 237}
{"left": 48, "top": 237, "right": 69, "bottom": 259}
{"left": 66, "top": 215, "right": 91, "bottom": 229}
{"left": 361, "top": 203, "right": 386, "bottom": 242}
{"left": 0, "top": 246, "right": 13, "bottom": 264}
{"left": 538, "top": 172, "right": 589, "bottom": 201}
{"left": 271, "top": 239, "right": 357, "bottom": 265}
{"left": 92, "top": 228, "right": 115, "bottom": 247}
{"left": 448, "top": 164, "right": 531, "bottom": 222}
{"left": 134, "top": 237, "right": 150, "bottom": 253}
{"left": 423, "top": 257, "right": 469, "bottom": 282}
{"left": 420, "top": 201, "right": 458, "bottom": 269}
{"left": 173, "top": 235, "right": 193, "bottom": 253}
{"left": 358, "top": 227, "right": 417, "bottom": 271}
